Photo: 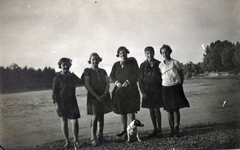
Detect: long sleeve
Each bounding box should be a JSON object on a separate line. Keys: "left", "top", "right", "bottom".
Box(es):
{"left": 110, "top": 58, "right": 139, "bottom": 85}
{"left": 110, "top": 63, "right": 118, "bottom": 83}
{"left": 127, "top": 58, "right": 139, "bottom": 84}
{"left": 138, "top": 63, "right": 145, "bottom": 94}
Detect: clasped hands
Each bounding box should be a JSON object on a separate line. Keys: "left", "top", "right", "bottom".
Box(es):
{"left": 96, "top": 94, "right": 106, "bottom": 102}
{"left": 116, "top": 81, "right": 129, "bottom": 88}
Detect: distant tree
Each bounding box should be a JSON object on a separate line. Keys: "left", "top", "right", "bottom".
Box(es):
{"left": 202, "top": 45, "right": 210, "bottom": 72}
{"left": 220, "top": 41, "right": 235, "bottom": 70}
{"left": 182, "top": 61, "right": 203, "bottom": 78}
{"left": 211, "top": 46, "right": 223, "bottom": 71}
{"left": 0, "top": 64, "right": 56, "bottom": 93}
{"left": 200, "top": 62, "right": 207, "bottom": 73}
{"left": 9, "top": 63, "right": 20, "bottom": 70}
{"left": 202, "top": 40, "right": 230, "bottom": 72}
{"left": 197, "top": 62, "right": 204, "bottom": 74}
{"left": 43, "top": 67, "right": 55, "bottom": 83}
{"left": 181, "top": 40, "right": 239, "bottom": 78}
{"left": 233, "top": 42, "right": 240, "bottom": 69}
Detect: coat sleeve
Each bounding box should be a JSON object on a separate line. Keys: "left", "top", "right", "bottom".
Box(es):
{"left": 127, "top": 58, "right": 139, "bottom": 84}
{"left": 110, "top": 62, "right": 118, "bottom": 83}
{"left": 138, "top": 63, "right": 145, "bottom": 93}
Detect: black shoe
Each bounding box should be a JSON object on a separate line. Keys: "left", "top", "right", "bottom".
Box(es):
{"left": 174, "top": 126, "right": 180, "bottom": 137}
{"left": 149, "top": 130, "right": 157, "bottom": 137}
{"left": 98, "top": 135, "right": 105, "bottom": 143}
{"left": 63, "top": 141, "right": 70, "bottom": 148}
{"left": 175, "top": 132, "right": 180, "bottom": 137}
{"left": 169, "top": 131, "right": 174, "bottom": 138}
{"left": 157, "top": 130, "right": 162, "bottom": 138}
{"left": 174, "top": 129, "right": 180, "bottom": 137}
{"left": 116, "top": 131, "right": 126, "bottom": 137}
{"left": 73, "top": 141, "right": 80, "bottom": 148}
{"left": 169, "top": 126, "right": 174, "bottom": 138}
{"left": 91, "top": 139, "right": 98, "bottom": 147}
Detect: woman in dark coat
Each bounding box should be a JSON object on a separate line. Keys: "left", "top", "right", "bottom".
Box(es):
{"left": 110, "top": 46, "right": 140, "bottom": 137}
{"left": 139, "top": 46, "right": 164, "bottom": 137}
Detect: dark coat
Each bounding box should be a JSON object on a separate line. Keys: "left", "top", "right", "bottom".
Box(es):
{"left": 110, "top": 57, "right": 140, "bottom": 114}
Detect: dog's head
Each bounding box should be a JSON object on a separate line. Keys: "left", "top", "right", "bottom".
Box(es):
{"left": 133, "top": 119, "right": 144, "bottom": 127}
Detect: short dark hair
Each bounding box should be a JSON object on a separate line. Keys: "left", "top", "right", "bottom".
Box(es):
{"left": 116, "top": 46, "right": 130, "bottom": 57}
{"left": 58, "top": 57, "right": 72, "bottom": 68}
{"left": 88, "top": 53, "right": 102, "bottom": 64}
{"left": 160, "top": 44, "right": 172, "bottom": 54}
{"left": 144, "top": 46, "right": 155, "bottom": 54}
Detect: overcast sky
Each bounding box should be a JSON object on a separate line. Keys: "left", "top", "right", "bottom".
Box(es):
{"left": 0, "top": 0, "right": 239, "bottom": 75}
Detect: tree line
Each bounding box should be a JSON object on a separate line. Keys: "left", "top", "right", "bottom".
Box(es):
{"left": 0, "top": 64, "right": 55, "bottom": 93}
{"left": 182, "top": 40, "right": 240, "bottom": 78}
{"left": 0, "top": 40, "right": 239, "bottom": 93}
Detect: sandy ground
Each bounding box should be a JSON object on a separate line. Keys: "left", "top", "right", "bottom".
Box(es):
{"left": 0, "top": 76, "right": 240, "bottom": 150}
{"left": 21, "top": 120, "right": 240, "bottom": 150}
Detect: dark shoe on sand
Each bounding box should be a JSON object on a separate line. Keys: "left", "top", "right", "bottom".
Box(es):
{"left": 149, "top": 129, "right": 157, "bottom": 137}
{"left": 91, "top": 139, "right": 98, "bottom": 147}
{"left": 98, "top": 135, "right": 105, "bottom": 143}
{"left": 169, "top": 131, "right": 174, "bottom": 138}
{"left": 73, "top": 141, "right": 80, "bottom": 148}
{"left": 174, "top": 126, "right": 180, "bottom": 137}
{"left": 169, "top": 126, "right": 174, "bottom": 137}
{"left": 157, "top": 130, "right": 162, "bottom": 137}
{"left": 63, "top": 141, "right": 70, "bottom": 148}
{"left": 174, "top": 130, "right": 180, "bottom": 137}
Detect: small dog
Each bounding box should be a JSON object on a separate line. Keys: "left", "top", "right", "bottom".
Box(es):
{"left": 126, "top": 119, "right": 144, "bottom": 142}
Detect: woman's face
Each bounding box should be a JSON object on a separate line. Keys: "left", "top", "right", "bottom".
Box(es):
{"left": 161, "top": 48, "right": 171, "bottom": 59}
{"left": 119, "top": 50, "right": 128, "bottom": 60}
{"left": 61, "top": 61, "right": 71, "bottom": 73}
{"left": 145, "top": 51, "right": 154, "bottom": 61}
{"left": 90, "top": 56, "right": 100, "bottom": 67}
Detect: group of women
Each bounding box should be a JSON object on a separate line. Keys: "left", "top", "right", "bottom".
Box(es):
{"left": 52, "top": 44, "right": 190, "bottom": 148}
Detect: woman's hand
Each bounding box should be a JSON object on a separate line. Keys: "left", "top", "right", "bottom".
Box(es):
{"left": 116, "top": 82, "right": 122, "bottom": 88}
{"left": 55, "top": 103, "right": 59, "bottom": 110}
{"left": 142, "top": 93, "right": 147, "bottom": 99}
{"left": 96, "top": 95, "right": 104, "bottom": 102}
{"left": 99, "top": 94, "right": 106, "bottom": 102}
{"left": 122, "top": 82, "right": 128, "bottom": 87}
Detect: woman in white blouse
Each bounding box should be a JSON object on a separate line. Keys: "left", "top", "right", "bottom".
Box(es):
{"left": 159, "top": 44, "right": 190, "bottom": 137}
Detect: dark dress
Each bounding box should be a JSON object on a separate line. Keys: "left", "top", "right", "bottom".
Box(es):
{"left": 110, "top": 57, "right": 140, "bottom": 114}
{"left": 52, "top": 73, "right": 83, "bottom": 119}
{"left": 139, "top": 59, "right": 164, "bottom": 108}
{"left": 83, "top": 68, "right": 112, "bottom": 115}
